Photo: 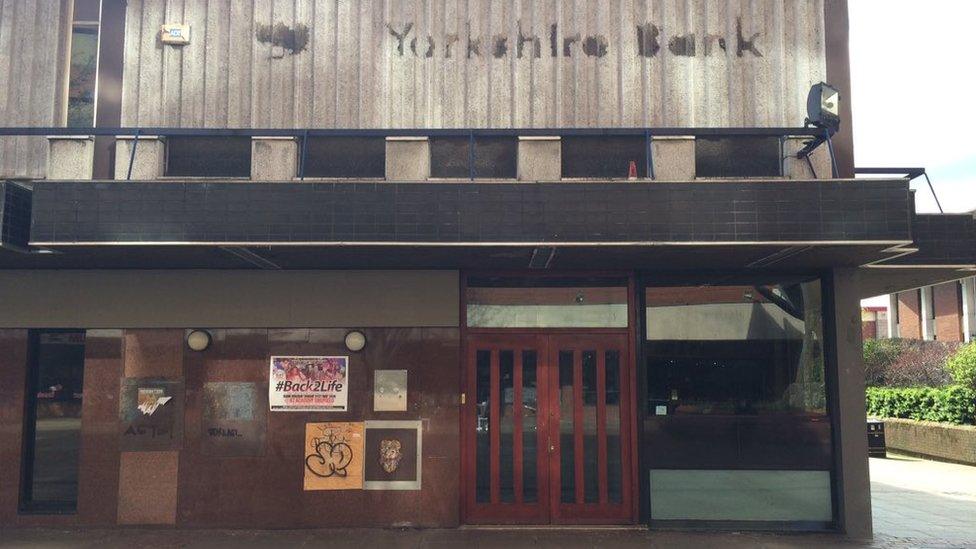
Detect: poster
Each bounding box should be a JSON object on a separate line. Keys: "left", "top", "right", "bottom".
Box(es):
{"left": 269, "top": 356, "right": 349, "bottom": 412}
{"left": 119, "top": 378, "right": 184, "bottom": 451}
{"left": 201, "top": 382, "right": 266, "bottom": 457}
{"left": 364, "top": 420, "right": 422, "bottom": 490}
{"left": 304, "top": 422, "right": 364, "bottom": 490}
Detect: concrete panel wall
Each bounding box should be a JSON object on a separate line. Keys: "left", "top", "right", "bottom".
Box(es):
{"left": 119, "top": 0, "right": 826, "bottom": 129}
{"left": 0, "top": 0, "right": 69, "bottom": 178}
{"left": 827, "top": 268, "right": 872, "bottom": 538}
{"left": 0, "top": 270, "right": 460, "bottom": 328}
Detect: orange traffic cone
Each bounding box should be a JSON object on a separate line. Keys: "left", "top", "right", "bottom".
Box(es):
{"left": 628, "top": 160, "right": 638, "bottom": 180}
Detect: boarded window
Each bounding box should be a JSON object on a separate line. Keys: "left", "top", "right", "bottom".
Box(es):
{"left": 695, "top": 137, "right": 782, "bottom": 178}
{"left": 430, "top": 137, "right": 517, "bottom": 179}
{"left": 561, "top": 136, "right": 647, "bottom": 179}
{"left": 165, "top": 137, "right": 251, "bottom": 177}
{"left": 302, "top": 137, "right": 385, "bottom": 178}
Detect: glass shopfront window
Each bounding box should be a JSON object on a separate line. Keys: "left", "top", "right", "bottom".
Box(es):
{"left": 643, "top": 277, "right": 833, "bottom": 524}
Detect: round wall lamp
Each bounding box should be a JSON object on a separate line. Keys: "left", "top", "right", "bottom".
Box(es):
{"left": 186, "top": 330, "right": 212, "bottom": 352}
{"left": 344, "top": 330, "right": 367, "bottom": 352}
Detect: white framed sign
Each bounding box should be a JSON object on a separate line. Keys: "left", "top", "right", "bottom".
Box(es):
{"left": 269, "top": 356, "right": 349, "bottom": 412}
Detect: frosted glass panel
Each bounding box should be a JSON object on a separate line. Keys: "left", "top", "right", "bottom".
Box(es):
{"left": 649, "top": 470, "right": 832, "bottom": 522}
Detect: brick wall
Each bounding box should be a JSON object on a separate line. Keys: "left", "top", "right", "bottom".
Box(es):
{"left": 933, "top": 282, "right": 963, "bottom": 342}
{"left": 883, "top": 418, "right": 976, "bottom": 465}
{"left": 897, "top": 290, "right": 922, "bottom": 339}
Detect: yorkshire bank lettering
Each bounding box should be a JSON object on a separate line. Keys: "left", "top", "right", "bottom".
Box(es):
{"left": 386, "top": 17, "right": 763, "bottom": 60}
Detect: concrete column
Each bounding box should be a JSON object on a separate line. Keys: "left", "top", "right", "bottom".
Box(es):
{"left": 46, "top": 136, "right": 95, "bottom": 179}
{"left": 114, "top": 136, "right": 165, "bottom": 180}
{"left": 517, "top": 136, "right": 560, "bottom": 181}
{"left": 385, "top": 137, "right": 430, "bottom": 181}
{"left": 251, "top": 137, "right": 299, "bottom": 181}
{"left": 827, "top": 268, "right": 872, "bottom": 539}
{"left": 920, "top": 286, "right": 935, "bottom": 341}
{"left": 887, "top": 293, "right": 899, "bottom": 338}
{"left": 963, "top": 277, "right": 976, "bottom": 343}
{"left": 651, "top": 137, "right": 695, "bottom": 181}
{"left": 783, "top": 137, "right": 834, "bottom": 179}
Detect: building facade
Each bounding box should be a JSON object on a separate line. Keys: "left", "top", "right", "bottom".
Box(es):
{"left": 2, "top": 0, "right": 975, "bottom": 538}
{"left": 879, "top": 277, "right": 976, "bottom": 343}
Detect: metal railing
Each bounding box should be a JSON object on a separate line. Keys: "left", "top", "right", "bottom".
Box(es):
{"left": 0, "top": 126, "right": 836, "bottom": 182}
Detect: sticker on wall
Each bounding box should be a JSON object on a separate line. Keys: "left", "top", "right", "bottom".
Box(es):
{"left": 269, "top": 356, "right": 349, "bottom": 412}
{"left": 119, "top": 378, "right": 184, "bottom": 451}
{"left": 304, "top": 422, "right": 364, "bottom": 490}
{"left": 364, "top": 420, "right": 422, "bottom": 490}
{"left": 201, "top": 382, "right": 267, "bottom": 457}
{"left": 373, "top": 370, "right": 408, "bottom": 412}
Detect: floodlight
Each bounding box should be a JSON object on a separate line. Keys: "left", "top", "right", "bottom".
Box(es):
{"left": 806, "top": 82, "right": 841, "bottom": 133}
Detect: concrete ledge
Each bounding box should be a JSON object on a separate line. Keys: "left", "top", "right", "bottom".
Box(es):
{"left": 517, "top": 136, "right": 560, "bottom": 181}
{"left": 114, "top": 136, "right": 165, "bottom": 180}
{"left": 883, "top": 418, "right": 976, "bottom": 465}
{"left": 251, "top": 137, "right": 298, "bottom": 181}
{"left": 47, "top": 136, "right": 95, "bottom": 179}
{"left": 385, "top": 136, "right": 430, "bottom": 180}
{"left": 783, "top": 136, "right": 833, "bottom": 179}
{"left": 651, "top": 136, "right": 695, "bottom": 181}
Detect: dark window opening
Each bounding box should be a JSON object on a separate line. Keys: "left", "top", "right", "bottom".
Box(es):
{"left": 695, "top": 136, "right": 783, "bottom": 178}
{"left": 20, "top": 330, "right": 86, "bottom": 514}
{"left": 430, "top": 136, "right": 517, "bottom": 179}
{"left": 302, "top": 137, "right": 385, "bottom": 178}
{"left": 165, "top": 137, "right": 251, "bottom": 177}
{"left": 643, "top": 279, "right": 832, "bottom": 471}
{"left": 561, "top": 136, "right": 647, "bottom": 179}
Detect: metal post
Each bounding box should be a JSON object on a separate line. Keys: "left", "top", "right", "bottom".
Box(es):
{"left": 824, "top": 128, "right": 839, "bottom": 179}
{"left": 469, "top": 131, "right": 475, "bottom": 181}
{"left": 645, "top": 129, "right": 656, "bottom": 180}
{"left": 126, "top": 128, "right": 141, "bottom": 181}
{"left": 299, "top": 129, "right": 309, "bottom": 180}
{"left": 922, "top": 172, "right": 944, "bottom": 214}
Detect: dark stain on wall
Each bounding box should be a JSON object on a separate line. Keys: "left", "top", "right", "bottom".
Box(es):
{"left": 256, "top": 22, "right": 309, "bottom": 54}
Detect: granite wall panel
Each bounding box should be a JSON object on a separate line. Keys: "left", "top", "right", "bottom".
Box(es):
{"left": 177, "top": 327, "right": 460, "bottom": 528}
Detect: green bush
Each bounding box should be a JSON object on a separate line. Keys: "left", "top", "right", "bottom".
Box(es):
{"left": 865, "top": 385, "right": 976, "bottom": 425}
{"left": 946, "top": 342, "right": 976, "bottom": 388}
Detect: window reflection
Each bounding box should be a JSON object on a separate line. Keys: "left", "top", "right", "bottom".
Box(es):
{"left": 646, "top": 280, "right": 826, "bottom": 416}
{"left": 466, "top": 277, "right": 628, "bottom": 328}
{"left": 21, "top": 331, "right": 86, "bottom": 512}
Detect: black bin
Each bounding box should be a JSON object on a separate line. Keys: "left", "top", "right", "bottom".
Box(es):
{"left": 867, "top": 419, "right": 886, "bottom": 458}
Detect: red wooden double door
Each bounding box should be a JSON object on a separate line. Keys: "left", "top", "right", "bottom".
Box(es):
{"left": 463, "top": 333, "right": 633, "bottom": 524}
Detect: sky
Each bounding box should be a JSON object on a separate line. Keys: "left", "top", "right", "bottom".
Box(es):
{"left": 850, "top": 2, "right": 976, "bottom": 306}
{"left": 849, "top": 1, "right": 976, "bottom": 214}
